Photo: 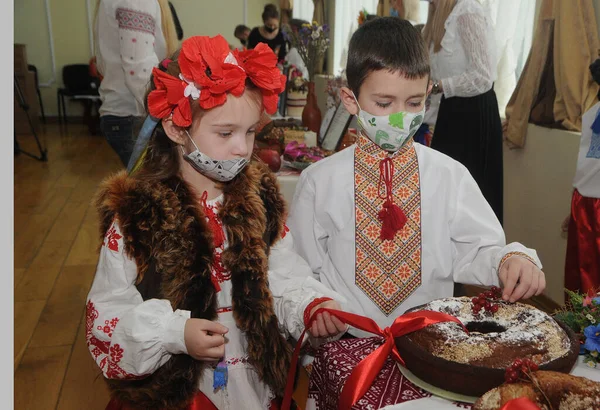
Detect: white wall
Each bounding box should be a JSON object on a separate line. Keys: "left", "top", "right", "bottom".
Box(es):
{"left": 503, "top": 125, "right": 581, "bottom": 305}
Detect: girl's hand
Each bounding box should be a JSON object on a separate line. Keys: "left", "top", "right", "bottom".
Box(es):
{"left": 184, "top": 319, "right": 228, "bottom": 361}
{"left": 308, "top": 300, "right": 347, "bottom": 338}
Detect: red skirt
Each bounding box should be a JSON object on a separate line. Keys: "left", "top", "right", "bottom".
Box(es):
{"left": 565, "top": 189, "right": 600, "bottom": 294}
{"left": 106, "top": 392, "right": 283, "bottom": 410}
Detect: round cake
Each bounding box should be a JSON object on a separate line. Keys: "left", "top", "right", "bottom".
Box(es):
{"left": 395, "top": 295, "right": 579, "bottom": 397}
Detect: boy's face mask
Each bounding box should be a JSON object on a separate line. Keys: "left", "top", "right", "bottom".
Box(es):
{"left": 353, "top": 93, "right": 425, "bottom": 152}
{"left": 181, "top": 131, "right": 248, "bottom": 182}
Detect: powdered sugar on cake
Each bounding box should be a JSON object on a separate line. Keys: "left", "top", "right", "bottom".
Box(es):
{"left": 411, "top": 297, "right": 571, "bottom": 367}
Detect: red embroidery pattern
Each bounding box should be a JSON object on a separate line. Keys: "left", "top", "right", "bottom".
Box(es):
{"left": 202, "top": 194, "right": 231, "bottom": 293}
{"left": 85, "top": 301, "right": 147, "bottom": 380}
{"left": 354, "top": 136, "right": 422, "bottom": 315}
{"left": 225, "top": 356, "right": 249, "bottom": 366}
{"left": 116, "top": 8, "right": 156, "bottom": 35}
{"left": 97, "top": 317, "right": 119, "bottom": 337}
{"left": 307, "top": 338, "right": 435, "bottom": 410}
{"left": 282, "top": 224, "right": 290, "bottom": 239}
{"left": 216, "top": 306, "right": 233, "bottom": 314}
{"left": 104, "top": 225, "right": 122, "bottom": 252}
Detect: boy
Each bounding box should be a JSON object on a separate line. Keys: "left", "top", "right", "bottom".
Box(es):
{"left": 234, "top": 24, "right": 251, "bottom": 48}
{"left": 288, "top": 17, "right": 546, "bottom": 337}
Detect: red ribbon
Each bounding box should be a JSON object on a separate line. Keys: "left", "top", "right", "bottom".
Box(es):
{"left": 281, "top": 308, "right": 466, "bottom": 410}
{"left": 499, "top": 397, "right": 541, "bottom": 410}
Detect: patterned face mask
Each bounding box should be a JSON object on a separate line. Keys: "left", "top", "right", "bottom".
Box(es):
{"left": 353, "top": 94, "right": 425, "bottom": 152}
{"left": 181, "top": 131, "right": 249, "bottom": 182}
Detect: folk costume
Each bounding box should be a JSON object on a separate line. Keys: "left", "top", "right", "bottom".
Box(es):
{"left": 288, "top": 131, "right": 542, "bottom": 338}
{"left": 565, "top": 101, "right": 600, "bottom": 294}
{"left": 86, "top": 35, "right": 342, "bottom": 410}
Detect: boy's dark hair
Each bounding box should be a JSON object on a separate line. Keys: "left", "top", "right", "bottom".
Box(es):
{"left": 262, "top": 4, "right": 279, "bottom": 21}
{"left": 346, "top": 17, "right": 430, "bottom": 96}
{"left": 234, "top": 24, "right": 250, "bottom": 38}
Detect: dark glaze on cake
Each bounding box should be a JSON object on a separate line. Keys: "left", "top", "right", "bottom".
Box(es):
{"left": 395, "top": 297, "right": 579, "bottom": 397}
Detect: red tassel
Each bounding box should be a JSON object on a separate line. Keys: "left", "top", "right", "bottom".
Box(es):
{"left": 378, "top": 200, "right": 407, "bottom": 240}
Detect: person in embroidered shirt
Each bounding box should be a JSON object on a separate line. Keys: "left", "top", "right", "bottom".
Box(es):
{"left": 94, "top": 0, "right": 179, "bottom": 167}
{"left": 563, "top": 58, "right": 600, "bottom": 295}
{"left": 287, "top": 17, "right": 546, "bottom": 339}
{"left": 85, "top": 35, "right": 346, "bottom": 410}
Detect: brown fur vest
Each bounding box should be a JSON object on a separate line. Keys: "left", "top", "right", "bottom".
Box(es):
{"left": 94, "top": 161, "right": 292, "bottom": 410}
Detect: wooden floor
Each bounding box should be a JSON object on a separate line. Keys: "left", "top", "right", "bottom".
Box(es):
{"left": 14, "top": 123, "right": 121, "bottom": 410}
{"left": 13, "top": 123, "right": 560, "bottom": 410}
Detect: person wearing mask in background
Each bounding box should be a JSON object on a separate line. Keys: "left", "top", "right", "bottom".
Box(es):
{"left": 423, "top": 0, "right": 504, "bottom": 225}
{"left": 248, "top": 4, "right": 287, "bottom": 62}
{"left": 94, "top": 0, "right": 178, "bottom": 166}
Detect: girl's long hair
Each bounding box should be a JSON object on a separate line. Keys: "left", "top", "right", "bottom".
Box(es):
{"left": 422, "top": 0, "right": 457, "bottom": 53}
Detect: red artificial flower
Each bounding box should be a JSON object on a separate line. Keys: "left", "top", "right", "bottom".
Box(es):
{"left": 179, "top": 35, "right": 246, "bottom": 110}
{"left": 147, "top": 67, "right": 192, "bottom": 127}
{"left": 146, "top": 35, "right": 286, "bottom": 123}
{"left": 235, "top": 43, "right": 286, "bottom": 114}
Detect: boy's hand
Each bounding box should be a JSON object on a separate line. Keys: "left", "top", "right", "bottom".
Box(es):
{"left": 308, "top": 300, "right": 347, "bottom": 338}
{"left": 184, "top": 319, "right": 228, "bottom": 362}
{"left": 499, "top": 256, "right": 546, "bottom": 303}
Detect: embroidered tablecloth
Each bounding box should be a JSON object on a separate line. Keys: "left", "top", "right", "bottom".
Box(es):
{"left": 305, "top": 337, "right": 472, "bottom": 410}
{"left": 305, "top": 338, "right": 600, "bottom": 410}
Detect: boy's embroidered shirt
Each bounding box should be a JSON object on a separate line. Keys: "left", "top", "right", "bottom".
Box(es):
{"left": 288, "top": 138, "right": 543, "bottom": 336}
{"left": 354, "top": 135, "right": 422, "bottom": 315}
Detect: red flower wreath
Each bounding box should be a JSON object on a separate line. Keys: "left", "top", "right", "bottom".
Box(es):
{"left": 147, "top": 35, "right": 286, "bottom": 127}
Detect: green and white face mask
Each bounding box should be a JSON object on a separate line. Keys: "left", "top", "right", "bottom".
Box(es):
{"left": 353, "top": 94, "right": 425, "bottom": 152}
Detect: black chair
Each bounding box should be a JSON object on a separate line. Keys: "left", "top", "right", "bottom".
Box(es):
{"left": 56, "top": 64, "right": 101, "bottom": 129}
{"left": 27, "top": 64, "right": 46, "bottom": 124}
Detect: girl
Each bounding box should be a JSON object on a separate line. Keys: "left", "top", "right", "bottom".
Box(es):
{"left": 86, "top": 35, "right": 346, "bottom": 410}
{"left": 423, "top": 0, "right": 504, "bottom": 224}
{"left": 247, "top": 4, "right": 287, "bottom": 62}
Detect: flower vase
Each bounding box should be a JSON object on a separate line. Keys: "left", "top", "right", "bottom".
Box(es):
{"left": 302, "top": 81, "right": 322, "bottom": 140}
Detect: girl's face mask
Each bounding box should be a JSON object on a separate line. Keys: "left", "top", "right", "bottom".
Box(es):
{"left": 181, "top": 131, "right": 248, "bottom": 182}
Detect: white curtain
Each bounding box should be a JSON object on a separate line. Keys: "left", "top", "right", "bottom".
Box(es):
{"left": 479, "top": 0, "right": 535, "bottom": 118}
{"left": 292, "top": 0, "right": 314, "bottom": 22}
{"left": 333, "top": 0, "right": 379, "bottom": 76}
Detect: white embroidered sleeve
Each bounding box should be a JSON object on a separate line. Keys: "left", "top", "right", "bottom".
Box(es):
{"left": 443, "top": 13, "right": 495, "bottom": 98}
{"left": 86, "top": 220, "right": 190, "bottom": 380}
{"left": 287, "top": 171, "right": 329, "bottom": 278}
{"left": 116, "top": 1, "right": 160, "bottom": 111}
{"left": 268, "top": 227, "right": 347, "bottom": 343}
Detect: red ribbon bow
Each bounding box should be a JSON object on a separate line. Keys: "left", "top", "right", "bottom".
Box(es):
{"left": 499, "top": 397, "right": 541, "bottom": 410}
{"left": 281, "top": 308, "right": 467, "bottom": 410}
{"left": 147, "top": 35, "right": 286, "bottom": 127}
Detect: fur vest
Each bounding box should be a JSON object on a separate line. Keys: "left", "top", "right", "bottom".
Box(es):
{"left": 94, "top": 161, "right": 292, "bottom": 410}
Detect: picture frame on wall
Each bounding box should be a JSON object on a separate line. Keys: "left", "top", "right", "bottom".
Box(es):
{"left": 320, "top": 103, "right": 352, "bottom": 151}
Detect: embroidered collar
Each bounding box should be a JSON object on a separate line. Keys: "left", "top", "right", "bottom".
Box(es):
{"left": 356, "top": 132, "right": 414, "bottom": 159}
